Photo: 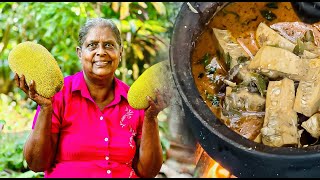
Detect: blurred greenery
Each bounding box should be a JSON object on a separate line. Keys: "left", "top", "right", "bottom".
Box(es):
{"left": 0, "top": 93, "right": 42, "bottom": 178}
{"left": 0, "top": 2, "right": 182, "bottom": 177}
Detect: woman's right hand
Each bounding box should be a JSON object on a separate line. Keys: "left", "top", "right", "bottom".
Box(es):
{"left": 14, "top": 73, "right": 52, "bottom": 107}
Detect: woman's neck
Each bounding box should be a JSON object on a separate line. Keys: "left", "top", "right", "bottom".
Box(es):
{"left": 84, "top": 74, "right": 115, "bottom": 107}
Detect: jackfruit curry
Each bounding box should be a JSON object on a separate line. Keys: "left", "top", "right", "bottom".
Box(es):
{"left": 191, "top": 2, "right": 320, "bottom": 148}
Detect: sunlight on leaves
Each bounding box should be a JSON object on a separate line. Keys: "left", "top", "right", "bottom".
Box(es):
{"left": 151, "top": 2, "right": 166, "bottom": 15}
{"left": 138, "top": 2, "right": 147, "bottom": 9}
{"left": 120, "top": 2, "right": 131, "bottom": 20}
{"left": 111, "top": 2, "right": 119, "bottom": 12}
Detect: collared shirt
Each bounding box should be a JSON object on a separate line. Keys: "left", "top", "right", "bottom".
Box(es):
{"left": 32, "top": 71, "right": 145, "bottom": 178}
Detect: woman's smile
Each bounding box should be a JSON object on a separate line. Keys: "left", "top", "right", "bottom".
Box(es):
{"left": 93, "top": 60, "right": 112, "bottom": 68}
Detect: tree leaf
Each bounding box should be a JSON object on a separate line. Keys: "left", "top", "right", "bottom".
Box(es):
{"left": 15, "top": 170, "right": 37, "bottom": 178}
{"left": 111, "top": 2, "right": 119, "bottom": 12}
{"left": 144, "top": 45, "right": 156, "bottom": 56}
{"left": 160, "top": 136, "right": 170, "bottom": 151}
{"left": 120, "top": 2, "right": 131, "bottom": 20}
{"left": 138, "top": 2, "right": 147, "bottom": 9}
{"left": 0, "top": 119, "right": 6, "bottom": 125}
{"left": 151, "top": 2, "right": 166, "bottom": 15}
{"left": 129, "top": 20, "right": 137, "bottom": 33}
{"left": 132, "top": 44, "right": 144, "bottom": 60}
{"left": 120, "top": 20, "right": 131, "bottom": 32}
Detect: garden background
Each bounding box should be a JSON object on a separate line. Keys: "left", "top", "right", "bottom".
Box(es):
{"left": 0, "top": 2, "right": 184, "bottom": 178}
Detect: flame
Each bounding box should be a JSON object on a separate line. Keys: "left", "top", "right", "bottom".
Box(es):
{"left": 207, "top": 160, "right": 232, "bottom": 178}
{"left": 195, "top": 143, "right": 237, "bottom": 178}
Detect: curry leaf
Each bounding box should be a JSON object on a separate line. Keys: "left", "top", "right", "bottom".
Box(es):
{"left": 225, "top": 52, "right": 232, "bottom": 68}
{"left": 222, "top": 9, "right": 240, "bottom": 20}
{"left": 200, "top": 53, "right": 211, "bottom": 67}
{"left": 260, "top": 10, "right": 277, "bottom": 21}
{"left": 266, "top": 2, "right": 278, "bottom": 9}
{"left": 237, "top": 56, "right": 249, "bottom": 64}
{"left": 250, "top": 72, "right": 267, "bottom": 96}
{"left": 303, "top": 30, "right": 315, "bottom": 43}
{"left": 205, "top": 90, "right": 220, "bottom": 107}
{"left": 293, "top": 38, "right": 305, "bottom": 56}
{"left": 206, "top": 66, "right": 217, "bottom": 75}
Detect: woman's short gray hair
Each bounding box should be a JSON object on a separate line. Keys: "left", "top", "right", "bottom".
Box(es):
{"left": 78, "top": 18, "right": 121, "bottom": 47}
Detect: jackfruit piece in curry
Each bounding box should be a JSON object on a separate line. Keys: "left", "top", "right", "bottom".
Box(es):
{"left": 191, "top": 2, "right": 320, "bottom": 148}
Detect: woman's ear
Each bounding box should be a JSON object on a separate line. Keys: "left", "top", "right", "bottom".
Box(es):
{"left": 76, "top": 46, "right": 82, "bottom": 59}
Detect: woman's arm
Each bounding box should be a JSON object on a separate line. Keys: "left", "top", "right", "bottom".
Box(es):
{"left": 133, "top": 116, "right": 163, "bottom": 178}
{"left": 23, "top": 106, "right": 59, "bottom": 172}
{"left": 15, "top": 74, "right": 59, "bottom": 172}
{"left": 133, "top": 89, "right": 170, "bottom": 178}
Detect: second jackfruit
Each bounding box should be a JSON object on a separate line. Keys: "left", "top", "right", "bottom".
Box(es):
{"left": 128, "top": 60, "right": 172, "bottom": 109}
{"left": 8, "top": 41, "right": 64, "bottom": 98}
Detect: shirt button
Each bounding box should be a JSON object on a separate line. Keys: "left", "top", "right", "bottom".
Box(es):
{"left": 100, "top": 116, "right": 104, "bottom": 120}
{"left": 104, "top": 137, "right": 109, "bottom": 142}
{"left": 107, "top": 170, "right": 111, "bottom": 174}
{"left": 105, "top": 156, "right": 109, "bottom": 160}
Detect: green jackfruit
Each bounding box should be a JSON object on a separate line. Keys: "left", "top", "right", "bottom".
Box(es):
{"left": 8, "top": 41, "right": 64, "bottom": 98}
{"left": 128, "top": 60, "right": 172, "bottom": 109}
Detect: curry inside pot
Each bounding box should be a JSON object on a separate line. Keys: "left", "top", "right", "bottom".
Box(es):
{"left": 191, "top": 2, "right": 320, "bottom": 148}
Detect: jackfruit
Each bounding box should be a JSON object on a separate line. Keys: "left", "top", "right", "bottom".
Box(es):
{"left": 128, "top": 60, "right": 172, "bottom": 109}
{"left": 256, "top": 22, "right": 318, "bottom": 59}
{"left": 8, "top": 41, "right": 64, "bottom": 98}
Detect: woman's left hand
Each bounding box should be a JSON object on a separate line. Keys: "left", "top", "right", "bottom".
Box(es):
{"left": 145, "top": 88, "right": 171, "bottom": 119}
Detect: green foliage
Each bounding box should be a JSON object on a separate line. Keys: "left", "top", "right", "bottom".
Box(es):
{"left": 0, "top": 2, "right": 181, "bottom": 94}
{"left": 0, "top": 119, "right": 5, "bottom": 126}
{"left": 0, "top": 93, "right": 37, "bottom": 177}
{"left": 0, "top": 132, "right": 28, "bottom": 174}
{"left": 0, "top": 94, "right": 42, "bottom": 178}
{"left": 0, "top": 92, "right": 35, "bottom": 133}
{"left": 15, "top": 170, "right": 44, "bottom": 178}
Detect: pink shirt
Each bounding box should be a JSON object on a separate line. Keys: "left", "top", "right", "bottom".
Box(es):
{"left": 32, "top": 71, "right": 145, "bottom": 178}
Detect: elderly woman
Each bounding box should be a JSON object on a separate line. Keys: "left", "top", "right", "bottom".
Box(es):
{"left": 15, "top": 18, "right": 166, "bottom": 178}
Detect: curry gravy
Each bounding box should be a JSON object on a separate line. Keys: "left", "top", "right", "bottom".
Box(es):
{"left": 191, "top": 2, "right": 302, "bottom": 141}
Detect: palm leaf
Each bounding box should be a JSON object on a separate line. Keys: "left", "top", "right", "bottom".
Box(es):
{"left": 132, "top": 44, "right": 144, "bottom": 60}
{"left": 120, "top": 2, "right": 131, "bottom": 20}
{"left": 138, "top": 2, "right": 147, "bottom": 9}
{"left": 111, "top": 2, "right": 119, "bottom": 12}
{"left": 151, "top": 2, "right": 166, "bottom": 15}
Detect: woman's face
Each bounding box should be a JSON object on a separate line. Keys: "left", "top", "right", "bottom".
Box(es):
{"left": 77, "top": 26, "right": 122, "bottom": 80}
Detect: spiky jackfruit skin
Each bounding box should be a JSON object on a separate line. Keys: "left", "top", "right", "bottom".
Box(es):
{"left": 8, "top": 41, "right": 64, "bottom": 98}
{"left": 128, "top": 60, "right": 171, "bottom": 109}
